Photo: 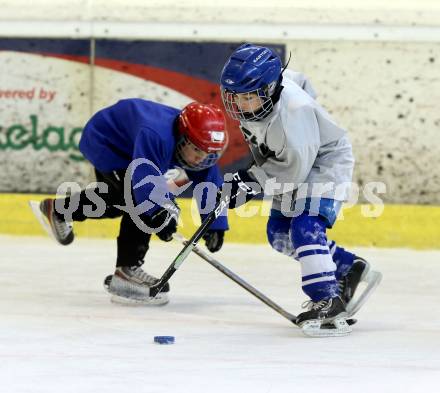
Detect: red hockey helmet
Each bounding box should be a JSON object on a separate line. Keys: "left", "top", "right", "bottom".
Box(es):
{"left": 176, "top": 102, "right": 228, "bottom": 171}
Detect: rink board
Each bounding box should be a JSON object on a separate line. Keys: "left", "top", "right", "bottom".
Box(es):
{"left": 0, "top": 193, "right": 438, "bottom": 249}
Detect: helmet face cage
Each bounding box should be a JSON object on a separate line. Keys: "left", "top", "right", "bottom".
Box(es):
{"left": 175, "top": 135, "right": 222, "bottom": 171}
{"left": 221, "top": 84, "right": 275, "bottom": 122}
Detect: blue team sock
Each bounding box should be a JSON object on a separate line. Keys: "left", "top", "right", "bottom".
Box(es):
{"left": 328, "top": 240, "right": 357, "bottom": 280}
{"left": 291, "top": 215, "right": 338, "bottom": 302}
{"left": 295, "top": 244, "right": 339, "bottom": 301}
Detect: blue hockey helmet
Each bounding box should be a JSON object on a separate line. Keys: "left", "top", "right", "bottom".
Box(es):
{"left": 220, "top": 44, "right": 283, "bottom": 121}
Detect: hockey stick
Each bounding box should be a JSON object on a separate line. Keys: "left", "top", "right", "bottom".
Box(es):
{"left": 149, "top": 196, "right": 230, "bottom": 298}
{"left": 173, "top": 232, "right": 298, "bottom": 325}
{"left": 174, "top": 233, "right": 359, "bottom": 330}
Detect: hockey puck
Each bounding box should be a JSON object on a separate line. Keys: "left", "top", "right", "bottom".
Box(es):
{"left": 154, "top": 336, "right": 175, "bottom": 345}
{"left": 103, "top": 275, "right": 112, "bottom": 290}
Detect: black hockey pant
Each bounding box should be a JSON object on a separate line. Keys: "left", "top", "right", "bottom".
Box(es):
{"left": 56, "top": 169, "right": 151, "bottom": 268}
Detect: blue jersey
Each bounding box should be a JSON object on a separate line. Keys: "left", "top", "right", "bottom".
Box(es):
{"left": 79, "top": 99, "right": 228, "bottom": 231}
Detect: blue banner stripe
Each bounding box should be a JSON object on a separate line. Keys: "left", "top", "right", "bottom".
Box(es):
{"left": 0, "top": 38, "right": 90, "bottom": 56}
{"left": 96, "top": 40, "right": 286, "bottom": 83}
{"left": 0, "top": 39, "right": 285, "bottom": 85}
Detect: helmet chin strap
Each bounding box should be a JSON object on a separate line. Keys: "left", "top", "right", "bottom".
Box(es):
{"left": 269, "top": 76, "right": 284, "bottom": 107}
{"left": 269, "top": 51, "right": 290, "bottom": 106}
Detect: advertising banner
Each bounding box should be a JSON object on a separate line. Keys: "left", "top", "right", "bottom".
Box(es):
{"left": 0, "top": 39, "right": 286, "bottom": 193}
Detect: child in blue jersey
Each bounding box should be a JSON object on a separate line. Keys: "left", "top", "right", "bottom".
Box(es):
{"left": 34, "top": 99, "right": 229, "bottom": 305}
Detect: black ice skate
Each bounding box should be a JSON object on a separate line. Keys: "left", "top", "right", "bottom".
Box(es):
{"left": 103, "top": 263, "right": 170, "bottom": 306}
{"left": 296, "top": 296, "right": 351, "bottom": 337}
{"left": 29, "top": 199, "right": 74, "bottom": 246}
{"left": 338, "top": 258, "right": 382, "bottom": 317}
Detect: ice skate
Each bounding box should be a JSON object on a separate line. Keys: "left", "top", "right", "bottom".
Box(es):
{"left": 338, "top": 258, "right": 382, "bottom": 316}
{"left": 296, "top": 296, "right": 352, "bottom": 337}
{"left": 103, "top": 263, "right": 170, "bottom": 305}
{"left": 29, "top": 199, "right": 74, "bottom": 246}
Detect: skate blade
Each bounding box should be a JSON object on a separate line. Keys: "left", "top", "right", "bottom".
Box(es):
{"left": 301, "top": 317, "right": 352, "bottom": 338}
{"left": 103, "top": 275, "right": 169, "bottom": 306}
{"left": 322, "top": 318, "right": 357, "bottom": 328}
{"left": 346, "top": 270, "right": 383, "bottom": 316}
{"left": 29, "top": 200, "right": 56, "bottom": 241}
{"left": 109, "top": 293, "right": 169, "bottom": 306}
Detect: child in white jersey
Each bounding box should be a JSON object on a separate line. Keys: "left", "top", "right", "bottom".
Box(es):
{"left": 218, "top": 44, "right": 382, "bottom": 336}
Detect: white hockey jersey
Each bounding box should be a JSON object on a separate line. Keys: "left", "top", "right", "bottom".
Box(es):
{"left": 241, "top": 69, "right": 355, "bottom": 211}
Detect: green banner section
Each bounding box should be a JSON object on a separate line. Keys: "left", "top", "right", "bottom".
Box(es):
{"left": 0, "top": 115, "right": 83, "bottom": 161}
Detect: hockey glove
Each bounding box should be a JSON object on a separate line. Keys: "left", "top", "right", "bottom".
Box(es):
{"left": 203, "top": 229, "right": 225, "bottom": 253}
{"left": 147, "top": 201, "right": 180, "bottom": 242}
{"left": 218, "top": 169, "right": 261, "bottom": 209}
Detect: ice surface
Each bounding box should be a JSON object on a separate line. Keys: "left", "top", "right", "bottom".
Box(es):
{"left": 1, "top": 236, "right": 439, "bottom": 393}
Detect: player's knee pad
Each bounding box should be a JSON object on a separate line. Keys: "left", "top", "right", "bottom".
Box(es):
{"left": 292, "top": 198, "right": 341, "bottom": 228}
{"left": 290, "top": 214, "right": 328, "bottom": 250}
{"left": 266, "top": 215, "right": 295, "bottom": 257}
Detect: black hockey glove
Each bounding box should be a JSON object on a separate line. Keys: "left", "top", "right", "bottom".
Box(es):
{"left": 147, "top": 201, "right": 180, "bottom": 242}
{"left": 218, "top": 169, "right": 261, "bottom": 209}
{"left": 203, "top": 229, "right": 225, "bottom": 253}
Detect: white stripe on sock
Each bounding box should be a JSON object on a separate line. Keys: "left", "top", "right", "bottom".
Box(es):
{"left": 294, "top": 244, "right": 329, "bottom": 258}
{"left": 303, "top": 275, "right": 336, "bottom": 286}
{"left": 299, "top": 253, "right": 336, "bottom": 277}
{"left": 327, "top": 240, "right": 337, "bottom": 255}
